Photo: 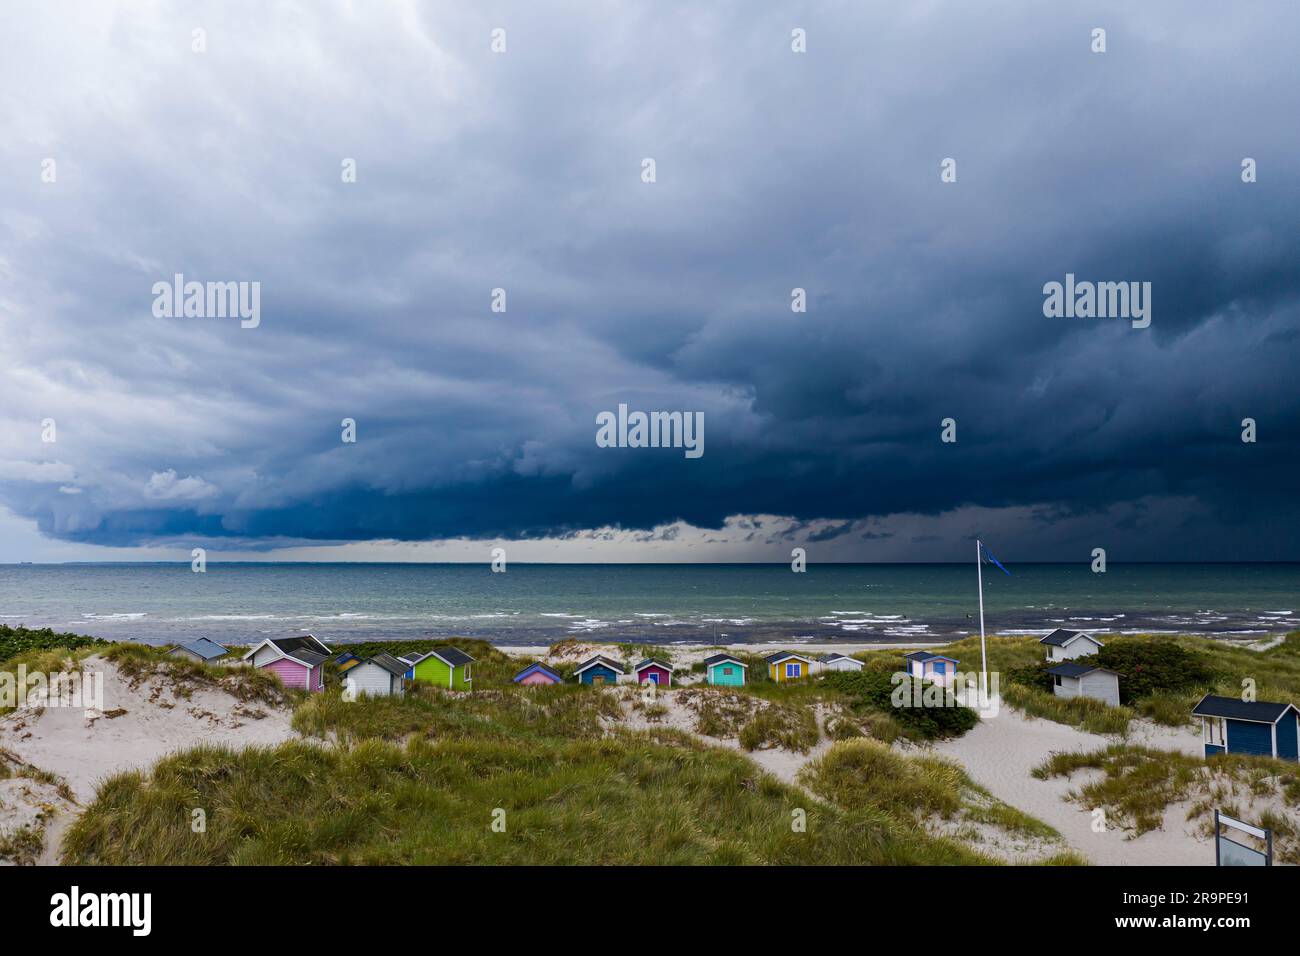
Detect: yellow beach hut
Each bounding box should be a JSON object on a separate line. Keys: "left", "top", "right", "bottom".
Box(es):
{"left": 766, "top": 652, "right": 814, "bottom": 682}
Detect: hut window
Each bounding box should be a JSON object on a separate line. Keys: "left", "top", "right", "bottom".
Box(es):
{"left": 723, "top": 666, "right": 734, "bottom": 675}
{"left": 785, "top": 663, "right": 800, "bottom": 677}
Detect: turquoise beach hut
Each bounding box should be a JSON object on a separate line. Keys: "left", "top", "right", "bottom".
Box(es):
{"left": 704, "top": 653, "right": 747, "bottom": 687}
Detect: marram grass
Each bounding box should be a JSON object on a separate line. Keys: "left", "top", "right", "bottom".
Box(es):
{"left": 1033, "top": 743, "right": 1300, "bottom": 859}
{"left": 801, "top": 738, "right": 1060, "bottom": 842}
{"left": 61, "top": 732, "right": 1001, "bottom": 865}
{"left": 1000, "top": 684, "right": 1134, "bottom": 736}
{"left": 53, "top": 642, "right": 1066, "bottom": 865}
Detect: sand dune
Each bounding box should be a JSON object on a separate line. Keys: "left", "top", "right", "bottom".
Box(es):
{"left": 934, "top": 705, "right": 1209, "bottom": 865}
{"left": 0, "top": 655, "right": 298, "bottom": 864}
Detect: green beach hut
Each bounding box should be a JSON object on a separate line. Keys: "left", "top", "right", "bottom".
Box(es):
{"left": 409, "top": 646, "right": 475, "bottom": 690}
{"left": 704, "top": 653, "right": 747, "bottom": 687}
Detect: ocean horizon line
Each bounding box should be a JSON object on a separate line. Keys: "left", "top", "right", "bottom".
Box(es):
{"left": 6, "top": 559, "right": 1300, "bottom": 568}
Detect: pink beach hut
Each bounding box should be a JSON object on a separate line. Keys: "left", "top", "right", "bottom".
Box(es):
{"left": 634, "top": 658, "right": 673, "bottom": 687}
{"left": 512, "top": 661, "right": 563, "bottom": 686}
{"left": 242, "top": 635, "right": 331, "bottom": 692}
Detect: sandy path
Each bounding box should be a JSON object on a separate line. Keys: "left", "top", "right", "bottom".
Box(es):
{"left": 933, "top": 705, "right": 1209, "bottom": 865}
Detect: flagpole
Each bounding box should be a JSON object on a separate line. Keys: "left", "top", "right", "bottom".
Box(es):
{"left": 977, "top": 538, "right": 988, "bottom": 698}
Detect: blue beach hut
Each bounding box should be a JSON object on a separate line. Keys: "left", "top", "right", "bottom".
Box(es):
{"left": 1192, "top": 695, "right": 1300, "bottom": 761}
{"left": 573, "top": 655, "right": 625, "bottom": 686}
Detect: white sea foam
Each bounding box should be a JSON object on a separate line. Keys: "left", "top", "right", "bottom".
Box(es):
{"left": 567, "top": 618, "right": 611, "bottom": 631}
{"left": 183, "top": 614, "right": 282, "bottom": 621}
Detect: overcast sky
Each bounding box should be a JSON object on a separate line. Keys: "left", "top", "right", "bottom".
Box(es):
{"left": 2, "top": 2, "right": 1298, "bottom": 563}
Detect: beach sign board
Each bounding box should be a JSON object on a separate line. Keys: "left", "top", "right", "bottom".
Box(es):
{"left": 1214, "top": 811, "right": 1272, "bottom": 866}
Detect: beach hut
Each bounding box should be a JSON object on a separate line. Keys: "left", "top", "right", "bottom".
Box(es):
{"left": 512, "top": 661, "right": 563, "bottom": 686}
{"left": 573, "top": 655, "right": 625, "bottom": 686}
{"left": 634, "top": 658, "right": 674, "bottom": 687}
{"left": 408, "top": 646, "right": 475, "bottom": 690}
{"left": 703, "top": 653, "right": 747, "bottom": 687}
{"left": 1039, "top": 629, "right": 1105, "bottom": 662}
{"left": 903, "top": 651, "right": 960, "bottom": 688}
{"left": 242, "top": 635, "right": 331, "bottom": 692}
{"left": 766, "top": 652, "right": 813, "bottom": 682}
{"left": 167, "top": 637, "right": 228, "bottom": 664}
{"left": 333, "top": 651, "right": 361, "bottom": 675}
{"left": 1192, "top": 695, "right": 1300, "bottom": 761}
{"left": 396, "top": 650, "right": 424, "bottom": 678}
{"left": 343, "top": 654, "right": 408, "bottom": 698}
{"left": 1047, "top": 662, "right": 1120, "bottom": 707}
{"left": 815, "top": 653, "right": 864, "bottom": 674}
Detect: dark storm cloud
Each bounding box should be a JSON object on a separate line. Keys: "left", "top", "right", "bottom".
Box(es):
{"left": 2, "top": 2, "right": 1300, "bottom": 560}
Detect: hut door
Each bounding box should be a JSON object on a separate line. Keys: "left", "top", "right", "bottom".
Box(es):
{"left": 593, "top": 674, "right": 605, "bottom": 686}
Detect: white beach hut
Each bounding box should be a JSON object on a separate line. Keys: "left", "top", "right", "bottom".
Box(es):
{"left": 343, "top": 653, "right": 409, "bottom": 698}
{"left": 167, "top": 637, "right": 228, "bottom": 664}
{"left": 1047, "top": 661, "right": 1120, "bottom": 707}
{"left": 1038, "top": 629, "right": 1105, "bottom": 662}
{"left": 814, "top": 653, "right": 864, "bottom": 674}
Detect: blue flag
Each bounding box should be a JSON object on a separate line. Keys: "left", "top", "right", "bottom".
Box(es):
{"left": 980, "top": 543, "right": 1011, "bottom": 576}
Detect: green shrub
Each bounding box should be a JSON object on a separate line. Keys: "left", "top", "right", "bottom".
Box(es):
{"left": 1005, "top": 659, "right": 1055, "bottom": 693}
{"left": 1095, "top": 639, "right": 1219, "bottom": 704}
{"left": 822, "top": 668, "right": 978, "bottom": 740}
{"left": 0, "top": 625, "right": 106, "bottom": 665}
